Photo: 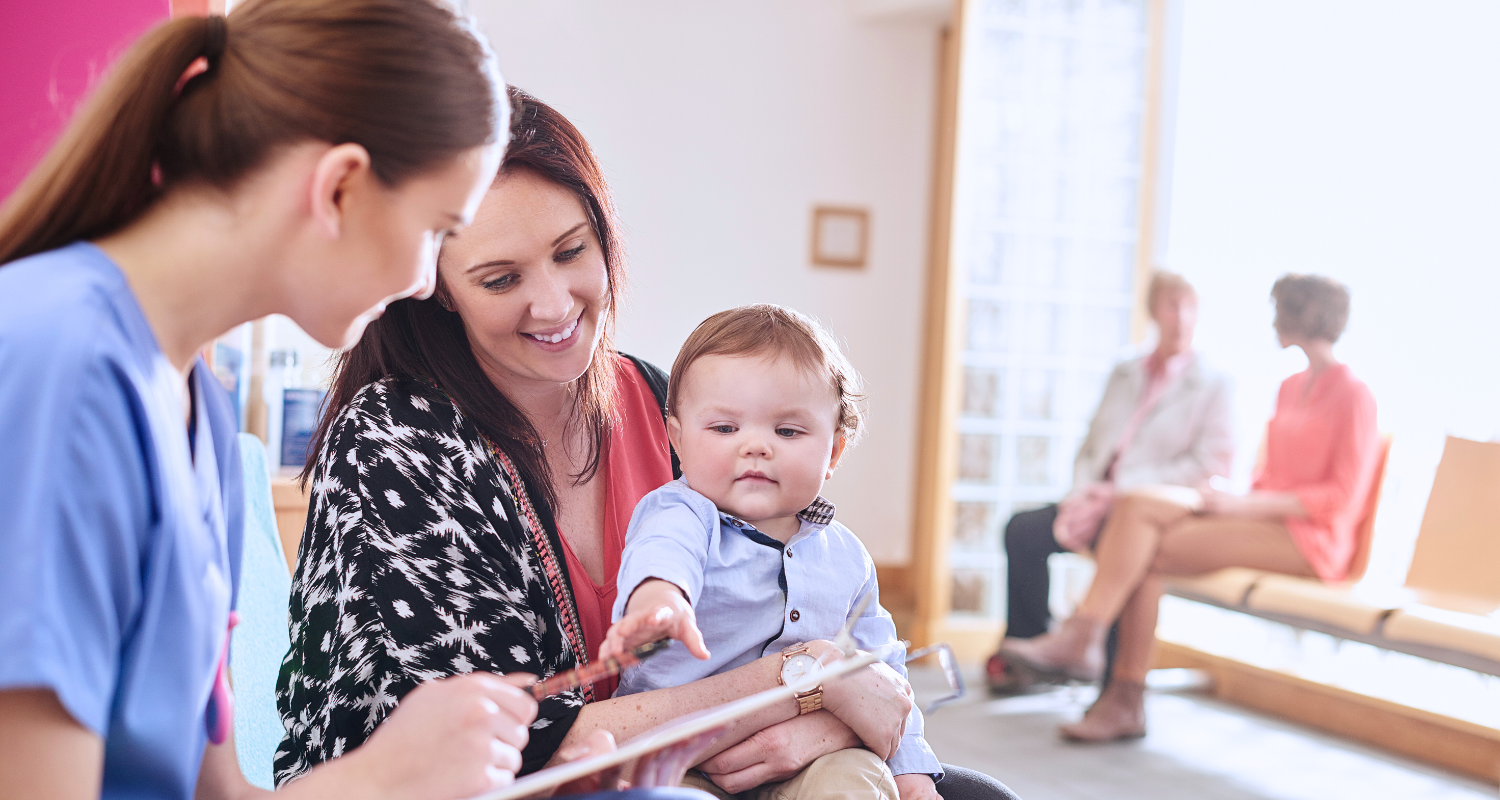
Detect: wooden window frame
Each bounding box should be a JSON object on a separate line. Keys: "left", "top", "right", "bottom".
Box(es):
{"left": 906, "top": 0, "right": 1173, "bottom": 658}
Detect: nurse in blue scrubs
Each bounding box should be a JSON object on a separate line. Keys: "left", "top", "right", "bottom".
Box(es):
{"left": 0, "top": 3, "right": 696, "bottom": 800}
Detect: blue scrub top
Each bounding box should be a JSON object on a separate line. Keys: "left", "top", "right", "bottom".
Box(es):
{"left": 0, "top": 243, "right": 244, "bottom": 800}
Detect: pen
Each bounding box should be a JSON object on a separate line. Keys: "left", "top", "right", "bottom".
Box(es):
{"left": 529, "top": 638, "right": 672, "bottom": 700}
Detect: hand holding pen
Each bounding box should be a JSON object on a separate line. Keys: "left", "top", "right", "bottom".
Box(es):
{"left": 530, "top": 638, "right": 673, "bottom": 700}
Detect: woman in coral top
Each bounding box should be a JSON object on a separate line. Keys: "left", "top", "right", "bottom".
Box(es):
{"left": 1002, "top": 274, "right": 1380, "bottom": 742}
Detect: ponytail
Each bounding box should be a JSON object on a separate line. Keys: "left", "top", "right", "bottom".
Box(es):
{"left": 0, "top": 0, "right": 504, "bottom": 267}
{"left": 0, "top": 17, "right": 214, "bottom": 264}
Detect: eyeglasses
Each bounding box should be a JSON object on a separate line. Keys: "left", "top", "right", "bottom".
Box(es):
{"left": 904, "top": 642, "right": 966, "bottom": 714}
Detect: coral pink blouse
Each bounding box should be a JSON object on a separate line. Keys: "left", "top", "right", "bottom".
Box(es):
{"left": 1253, "top": 364, "right": 1379, "bottom": 582}
{"left": 557, "top": 356, "right": 674, "bottom": 698}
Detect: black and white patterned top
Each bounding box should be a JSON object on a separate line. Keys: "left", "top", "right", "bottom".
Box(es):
{"left": 274, "top": 375, "right": 608, "bottom": 783}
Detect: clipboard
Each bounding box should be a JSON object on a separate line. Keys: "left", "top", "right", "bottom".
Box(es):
{"left": 462, "top": 650, "right": 882, "bottom": 800}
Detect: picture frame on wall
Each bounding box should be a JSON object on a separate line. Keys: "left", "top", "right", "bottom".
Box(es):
{"left": 810, "top": 205, "right": 869, "bottom": 268}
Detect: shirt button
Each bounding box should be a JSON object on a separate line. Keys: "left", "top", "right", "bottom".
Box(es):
{"left": 786, "top": 549, "right": 794, "bottom": 558}
{"left": 790, "top": 609, "right": 801, "bottom": 622}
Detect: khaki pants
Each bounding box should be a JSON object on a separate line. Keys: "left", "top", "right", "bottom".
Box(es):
{"left": 681, "top": 748, "right": 897, "bottom": 800}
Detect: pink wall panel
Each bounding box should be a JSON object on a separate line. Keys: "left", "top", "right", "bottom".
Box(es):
{"left": 1, "top": 2, "right": 170, "bottom": 200}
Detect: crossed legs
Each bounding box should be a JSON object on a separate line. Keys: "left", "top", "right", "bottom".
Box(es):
{"left": 1001, "top": 493, "right": 1314, "bottom": 739}
{"left": 1108, "top": 506, "right": 1314, "bottom": 683}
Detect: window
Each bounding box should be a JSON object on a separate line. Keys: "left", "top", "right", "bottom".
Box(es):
{"left": 912, "top": 0, "right": 1170, "bottom": 645}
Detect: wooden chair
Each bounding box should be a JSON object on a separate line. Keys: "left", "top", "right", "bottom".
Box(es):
{"left": 1378, "top": 437, "right": 1500, "bottom": 670}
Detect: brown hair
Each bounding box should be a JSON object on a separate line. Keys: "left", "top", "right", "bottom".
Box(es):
{"left": 306, "top": 88, "right": 625, "bottom": 513}
{"left": 0, "top": 0, "right": 504, "bottom": 266}
{"left": 1146, "top": 270, "right": 1197, "bottom": 311}
{"left": 669, "top": 304, "right": 866, "bottom": 445}
{"left": 1271, "top": 273, "right": 1351, "bottom": 343}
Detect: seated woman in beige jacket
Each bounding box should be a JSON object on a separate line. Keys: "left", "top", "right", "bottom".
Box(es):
{"left": 986, "top": 272, "right": 1234, "bottom": 694}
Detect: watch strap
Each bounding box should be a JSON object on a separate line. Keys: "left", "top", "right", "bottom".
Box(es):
{"left": 779, "top": 642, "right": 823, "bottom": 715}
{"left": 792, "top": 686, "right": 824, "bottom": 715}
{"left": 777, "top": 642, "right": 810, "bottom": 686}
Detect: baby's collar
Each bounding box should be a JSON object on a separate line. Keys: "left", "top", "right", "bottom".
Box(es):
{"left": 717, "top": 495, "right": 837, "bottom": 530}
{"left": 797, "top": 495, "right": 837, "bottom": 525}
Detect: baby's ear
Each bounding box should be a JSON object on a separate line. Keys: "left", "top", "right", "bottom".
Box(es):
{"left": 666, "top": 415, "right": 683, "bottom": 452}
{"left": 826, "top": 432, "right": 849, "bottom": 479}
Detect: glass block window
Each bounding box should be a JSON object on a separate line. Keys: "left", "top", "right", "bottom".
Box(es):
{"left": 953, "top": 501, "right": 996, "bottom": 549}
{"left": 947, "top": 0, "right": 1152, "bottom": 623}
{"left": 951, "top": 569, "right": 991, "bottom": 614}
{"left": 957, "top": 433, "right": 1001, "bottom": 484}
{"left": 962, "top": 367, "right": 1004, "bottom": 418}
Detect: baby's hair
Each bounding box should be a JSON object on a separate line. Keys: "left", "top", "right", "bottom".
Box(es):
{"left": 669, "top": 304, "right": 866, "bottom": 445}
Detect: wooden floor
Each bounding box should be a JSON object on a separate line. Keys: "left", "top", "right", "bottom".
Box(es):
{"left": 907, "top": 667, "right": 1498, "bottom": 800}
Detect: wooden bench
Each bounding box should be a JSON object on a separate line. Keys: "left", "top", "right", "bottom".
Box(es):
{"left": 1166, "top": 435, "right": 1500, "bottom": 677}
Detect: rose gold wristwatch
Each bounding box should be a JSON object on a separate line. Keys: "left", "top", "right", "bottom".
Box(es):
{"left": 778, "top": 642, "right": 824, "bottom": 715}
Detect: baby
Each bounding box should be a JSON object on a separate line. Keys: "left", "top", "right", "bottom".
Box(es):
{"left": 601, "top": 304, "right": 940, "bottom": 800}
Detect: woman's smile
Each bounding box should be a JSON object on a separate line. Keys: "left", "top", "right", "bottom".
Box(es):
{"left": 523, "top": 313, "right": 582, "bottom": 350}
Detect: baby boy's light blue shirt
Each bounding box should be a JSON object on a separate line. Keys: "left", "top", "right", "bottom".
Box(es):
{"left": 612, "top": 479, "right": 941, "bottom": 779}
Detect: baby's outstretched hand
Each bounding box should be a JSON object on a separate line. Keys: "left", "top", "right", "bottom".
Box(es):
{"left": 600, "top": 579, "right": 711, "bottom": 662}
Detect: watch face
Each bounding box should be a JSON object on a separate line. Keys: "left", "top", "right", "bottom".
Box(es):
{"left": 782, "top": 652, "right": 819, "bottom": 685}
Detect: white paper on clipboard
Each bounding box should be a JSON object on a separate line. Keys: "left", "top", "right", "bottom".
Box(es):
{"left": 462, "top": 650, "right": 882, "bottom": 800}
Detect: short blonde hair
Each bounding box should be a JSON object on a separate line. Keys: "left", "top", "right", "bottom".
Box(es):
{"left": 1146, "top": 271, "right": 1197, "bottom": 311}
{"left": 1271, "top": 273, "right": 1351, "bottom": 343}
{"left": 669, "top": 304, "right": 866, "bottom": 445}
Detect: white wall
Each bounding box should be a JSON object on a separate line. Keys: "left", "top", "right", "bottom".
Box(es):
{"left": 1167, "top": 0, "right": 1500, "bottom": 586}
{"left": 472, "top": 1, "right": 944, "bottom": 563}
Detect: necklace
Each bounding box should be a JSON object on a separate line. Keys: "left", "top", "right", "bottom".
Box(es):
{"left": 539, "top": 412, "right": 568, "bottom": 450}
{"left": 540, "top": 417, "right": 565, "bottom": 449}
{"left": 533, "top": 386, "right": 576, "bottom": 451}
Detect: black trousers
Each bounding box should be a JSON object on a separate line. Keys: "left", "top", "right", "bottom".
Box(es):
{"left": 937, "top": 764, "right": 1022, "bottom": 800}
{"left": 1002, "top": 505, "right": 1117, "bottom": 683}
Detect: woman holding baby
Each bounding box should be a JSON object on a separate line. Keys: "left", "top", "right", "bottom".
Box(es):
{"left": 277, "top": 89, "right": 1019, "bottom": 800}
